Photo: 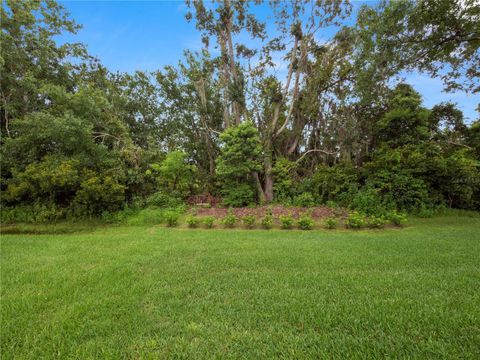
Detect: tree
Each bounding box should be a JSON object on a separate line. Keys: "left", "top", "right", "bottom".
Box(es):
{"left": 356, "top": 0, "right": 480, "bottom": 93}
{"left": 374, "top": 84, "right": 430, "bottom": 148}
{"left": 216, "top": 122, "right": 262, "bottom": 206}
{"left": 0, "top": 0, "right": 87, "bottom": 137}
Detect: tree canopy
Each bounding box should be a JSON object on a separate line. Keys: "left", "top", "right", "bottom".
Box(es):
{"left": 1, "top": 0, "right": 479, "bottom": 221}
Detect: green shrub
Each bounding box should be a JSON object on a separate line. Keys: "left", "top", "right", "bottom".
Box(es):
{"left": 186, "top": 215, "right": 200, "bottom": 228}
{"left": 387, "top": 210, "right": 408, "bottom": 226}
{"left": 416, "top": 206, "right": 435, "bottom": 218}
{"left": 346, "top": 187, "right": 392, "bottom": 216}
{"left": 323, "top": 217, "right": 338, "bottom": 229}
{"left": 0, "top": 203, "right": 67, "bottom": 224}
{"left": 311, "top": 163, "right": 358, "bottom": 204}
{"left": 222, "top": 184, "right": 256, "bottom": 207}
{"left": 146, "top": 151, "right": 198, "bottom": 200}
{"left": 202, "top": 216, "right": 215, "bottom": 229}
{"left": 279, "top": 214, "right": 294, "bottom": 229}
{"left": 146, "top": 191, "right": 182, "bottom": 208}
{"left": 297, "top": 214, "right": 314, "bottom": 230}
{"left": 124, "top": 208, "right": 185, "bottom": 226}
{"left": 293, "top": 192, "right": 315, "bottom": 207}
{"left": 260, "top": 214, "right": 274, "bottom": 229}
{"left": 366, "top": 215, "right": 387, "bottom": 229}
{"left": 272, "top": 158, "right": 297, "bottom": 203}
{"left": 164, "top": 210, "right": 180, "bottom": 227}
{"left": 74, "top": 176, "right": 125, "bottom": 216}
{"left": 242, "top": 215, "right": 256, "bottom": 229}
{"left": 345, "top": 212, "right": 366, "bottom": 229}
{"left": 221, "top": 209, "right": 237, "bottom": 228}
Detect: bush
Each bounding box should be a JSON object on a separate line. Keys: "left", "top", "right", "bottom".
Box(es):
{"left": 272, "top": 158, "right": 297, "bottom": 203}
{"left": 0, "top": 203, "right": 65, "bottom": 224}
{"left": 366, "top": 215, "right": 387, "bottom": 229}
{"left": 74, "top": 176, "right": 125, "bottom": 216}
{"left": 387, "top": 210, "right": 408, "bottom": 226}
{"left": 221, "top": 183, "right": 256, "bottom": 207}
{"left": 297, "top": 214, "right": 314, "bottom": 230}
{"left": 323, "top": 217, "right": 338, "bottom": 229}
{"left": 311, "top": 163, "right": 358, "bottom": 204}
{"left": 416, "top": 206, "right": 435, "bottom": 218}
{"left": 346, "top": 187, "right": 392, "bottom": 216}
{"left": 202, "top": 216, "right": 215, "bottom": 229}
{"left": 124, "top": 207, "right": 185, "bottom": 226}
{"left": 260, "top": 214, "right": 274, "bottom": 229}
{"left": 279, "top": 214, "right": 294, "bottom": 229}
{"left": 292, "top": 192, "right": 315, "bottom": 207}
{"left": 146, "top": 191, "right": 183, "bottom": 208}
{"left": 164, "top": 210, "right": 180, "bottom": 227}
{"left": 221, "top": 209, "right": 237, "bottom": 228}
{"left": 186, "top": 215, "right": 200, "bottom": 228}
{"left": 345, "top": 212, "right": 366, "bottom": 229}
{"left": 242, "top": 215, "right": 256, "bottom": 229}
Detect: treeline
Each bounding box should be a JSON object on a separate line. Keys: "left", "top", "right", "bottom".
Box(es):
{"left": 1, "top": 0, "right": 479, "bottom": 222}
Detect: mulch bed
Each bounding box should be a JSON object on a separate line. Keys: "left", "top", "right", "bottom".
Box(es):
{"left": 192, "top": 205, "right": 346, "bottom": 219}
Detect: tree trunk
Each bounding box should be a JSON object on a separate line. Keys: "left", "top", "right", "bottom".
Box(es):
{"left": 253, "top": 172, "right": 266, "bottom": 203}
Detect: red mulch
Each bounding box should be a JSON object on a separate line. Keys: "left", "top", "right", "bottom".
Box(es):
{"left": 192, "top": 205, "right": 345, "bottom": 219}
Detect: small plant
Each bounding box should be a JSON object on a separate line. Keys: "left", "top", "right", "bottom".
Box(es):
{"left": 366, "top": 215, "right": 387, "bottom": 229}
{"left": 260, "top": 214, "right": 274, "bottom": 229}
{"left": 186, "top": 215, "right": 200, "bottom": 228}
{"left": 165, "top": 210, "right": 180, "bottom": 227}
{"left": 242, "top": 215, "right": 256, "bottom": 229}
{"left": 221, "top": 209, "right": 237, "bottom": 228}
{"left": 279, "top": 214, "right": 294, "bottom": 229}
{"left": 297, "top": 214, "right": 314, "bottom": 230}
{"left": 387, "top": 210, "right": 408, "bottom": 226}
{"left": 345, "top": 212, "right": 366, "bottom": 229}
{"left": 202, "top": 216, "right": 215, "bottom": 229}
{"left": 323, "top": 217, "right": 338, "bottom": 230}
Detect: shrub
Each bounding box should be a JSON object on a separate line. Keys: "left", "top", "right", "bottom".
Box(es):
{"left": 311, "top": 163, "right": 358, "bottom": 204}
{"left": 0, "top": 203, "right": 66, "bottom": 224}
{"left": 186, "top": 215, "right": 200, "bottom": 228}
{"left": 242, "top": 215, "right": 256, "bottom": 229}
{"left": 74, "top": 176, "right": 125, "bottom": 216}
{"left": 323, "top": 217, "right": 338, "bottom": 229}
{"left": 221, "top": 184, "right": 256, "bottom": 207}
{"left": 297, "top": 214, "right": 314, "bottom": 230}
{"left": 364, "top": 167, "right": 433, "bottom": 213}
{"left": 387, "top": 210, "right": 408, "bottom": 226}
{"left": 164, "top": 210, "right": 180, "bottom": 227}
{"left": 279, "top": 214, "right": 294, "bottom": 229}
{"left": 146, "top": 151, "right": 198, "bottom": 199}
{"left": 366, "top": 215, "right": 387, "bottom": 229}
{"left": 146, "top": 191, "right": 182, "bottom": 208}
{"left": 202, "top": 216, "right": 215, "bottom": 229}
{"left": 124, "top": 207, "right": 185, "bottom": 226}
{"left": 293, "top": 192, "right": 315, "bottom": 207}
{"left": 346, "top": 187, "right": 392, "bottom": 216}
{"left": 260, "top": 214, "right": 274, "bottom": 229}
{"left": 345, "top": 212, "right": 366, "bottom": 229}
{"left": 221, "top": 209, "right": 237, "bottom": 228}
{"left": 416, "top": 206, "right": 435, "bottom": 218}
{"left": 272, "top": 158, "right": 297, "bottom": 203}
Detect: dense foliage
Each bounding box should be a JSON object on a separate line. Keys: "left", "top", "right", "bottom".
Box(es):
{"left": 1, "top": 0, "right": 479, "bottom": 223}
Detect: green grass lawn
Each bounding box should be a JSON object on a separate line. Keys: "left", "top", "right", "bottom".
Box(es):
{"left": 1, "top": 214, "right": 480, "bottom": 359}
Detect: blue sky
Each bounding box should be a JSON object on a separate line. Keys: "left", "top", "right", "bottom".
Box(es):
{"left": 59, "top": 0, "right": 478, "bottom": 122}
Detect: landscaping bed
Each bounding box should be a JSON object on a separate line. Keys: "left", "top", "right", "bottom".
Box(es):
{"left": 192, "top": 205, "right": 344, "bottom": 219}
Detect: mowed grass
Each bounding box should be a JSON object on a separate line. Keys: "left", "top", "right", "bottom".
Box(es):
{"left": 1, "top": 215, "right": 480, "bottom": 359}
